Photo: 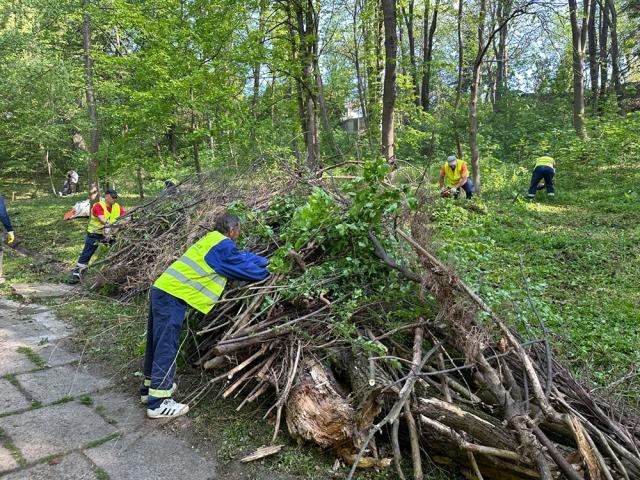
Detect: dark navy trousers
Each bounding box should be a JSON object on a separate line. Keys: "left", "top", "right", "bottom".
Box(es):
{"left": 454, "top": 178, "right": 475, "bottom": 199}
{"left": 141, "top": 287, "right": 187, "bottom": 409}
{"left": 77, "top": 233, "right": 104, "bottom": 266}
{"left": 528, "top": 166, "right": 555, "bottom": 196}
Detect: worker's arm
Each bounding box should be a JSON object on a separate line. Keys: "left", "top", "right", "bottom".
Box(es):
{"left": 204, "top": 239, "right": 270, "bottom": 282}
{"left": 239, "top": 250, "right": 269, "bottom": 268}
{"left": 456, "top": 174, "right": 468, "bottom": 188}
{"left": 0, "top": 194, "right": 14, "bottom": 233}
{"left": 455, "top": 163, "right": 469, "bottom": 188}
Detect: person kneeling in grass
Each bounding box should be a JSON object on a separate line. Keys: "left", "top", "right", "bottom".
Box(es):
{"left": 439, "top": 155, "right": 475, "bottom": 200}
{"left": 141, "top": 213, "right": 269, "bottom": 418}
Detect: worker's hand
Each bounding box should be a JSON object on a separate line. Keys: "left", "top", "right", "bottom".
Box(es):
{"left": 6, "top": 231, "right": 14, "bottom": 245}
{"left": 450, "top": 187, "right": 457, "bottom": 195}
{"left": 440, "top": 186, "right": 447, "bottom": 194}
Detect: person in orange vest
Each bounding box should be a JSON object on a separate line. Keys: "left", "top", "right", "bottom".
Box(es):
{"left": 439, "top": 155, "right": 474, "bottom": 199}
{"left": 71, "top": 189, "right": 124, "bottom": 283}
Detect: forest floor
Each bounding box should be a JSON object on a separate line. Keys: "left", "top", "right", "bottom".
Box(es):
{"left": 0, "top": 155, "right": 638, "bottom": 479}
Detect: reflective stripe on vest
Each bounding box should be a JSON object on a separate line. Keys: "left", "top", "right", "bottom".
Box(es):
{"left": 535, "top": 156, "right": 555, "bottom": 168}
{"left": 153, "top": 231, "right": 228, "bottom": 314}
{"left": 444, "top": 160, "right": 467, "bottom": 188}
{"left": 87, "top": 201, "right": 122, "bottom": 234}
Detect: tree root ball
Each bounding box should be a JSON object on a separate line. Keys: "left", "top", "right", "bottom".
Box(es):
{"left": 285, "top": 361, "right": 355, "bottom": 448}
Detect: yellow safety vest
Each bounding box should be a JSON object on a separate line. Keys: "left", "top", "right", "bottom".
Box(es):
{"left": 153, "top": 231, "right": 228, "bottom": 314}
{"left": 87, "top": 201, "right": 122, "bottom": 234}
{"left": 444, "top": 160, "right": 467, "bottom": 188}
{"left": 535, "top": 156, "right": 555, "bottom": 168}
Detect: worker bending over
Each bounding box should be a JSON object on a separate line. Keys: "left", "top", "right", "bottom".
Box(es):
{"left": 71, "top": 189, "right": 124, "bottom": 283}
{"left": 439, "top": 155, "right": 474, "bottom": 199}
{"left": 528, "top": 155, "right": 556, "bottom": 199}
{"left": 0, "top": 193, "right": 15, "bottom": 282}
{"left": 141, "top": 213, "right": 269, "bottom": 419}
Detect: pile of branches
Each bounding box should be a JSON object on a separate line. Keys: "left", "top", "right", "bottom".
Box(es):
{"left": 99, "top": 164, "right": 640, "bottom": 479}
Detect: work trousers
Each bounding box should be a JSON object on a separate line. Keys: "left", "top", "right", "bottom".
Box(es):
{"left": 77, "top": 233, "right": 104, "bottom": 266}
{"left": 453, "top": 178, "right": 475, "bottom": 199}
{"left": 141, "top": 287, "right": 187, "bottom": 409}
{"left": 528, "top": 166, "right": 555, "bottom": 196}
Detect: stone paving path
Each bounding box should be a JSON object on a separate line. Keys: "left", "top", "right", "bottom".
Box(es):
{"left": 0, "top": 297, "right": 217, "bottom": 480}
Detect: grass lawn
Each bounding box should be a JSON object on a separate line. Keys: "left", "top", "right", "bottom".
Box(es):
{"left": 428, "top": 155, "right": 640, "bottom": 391}
{"left": 0, "top": 153, "right": 638, "bottom": 477}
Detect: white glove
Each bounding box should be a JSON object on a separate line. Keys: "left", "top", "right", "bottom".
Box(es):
{"left": 450, "top": 187, "right": 458, "bottom": 194}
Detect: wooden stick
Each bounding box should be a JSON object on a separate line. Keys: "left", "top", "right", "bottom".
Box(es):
{"left": 419, "top": 415, "right": 523, "bottom": 462}
{"left": 271, "top": 342, "right": 302, "bottom": 443}
{"left": 467, "top": 451, "right": 484, "bottom": 480}
{"left": 397, "top": 228, "right": 559, "bottom": 422}
{"left": 390, "top": 419, "right": 406, "bottom": 480}
{"left": 403, "top": 402, "right": 423, "bottom": 480}
{"left": 222, "top": 360, "right": 267, "bottom": 399}
{"left": 346, "top": 330, "right": 435, "bottom": 480}
{"left": 240, "top": 445, "right": 283, "bottom": 462}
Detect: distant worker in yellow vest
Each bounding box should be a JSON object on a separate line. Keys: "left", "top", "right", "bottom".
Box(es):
{"left": 141, "top": 213, "right": 269, "bottom": 419}
{"left": 439, "top": 155, "right": 474, "bottom": 199}
{"left": 71, "top": 189, "right": 124, "bottom": 283}
{"left": 527, "top": 155, "right": 556, "bottom": 199}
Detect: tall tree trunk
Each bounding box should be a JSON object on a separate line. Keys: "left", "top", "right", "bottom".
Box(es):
{"left": 168, "top": 123, "right": 178, "bottom": 158}
{"left": 82, "top": 2, "right": 99, "bottom": 206}
{"left": 454, "top": 0, "right": 464, "bottom": 159}
{"left": 310, "top": 1, "right": 339, "bottom": 159}
{"left": 43, "top": 147, "right": 56, "bottom": 195}
{"left": 587, "top": 0, "right": 599, "bottom": 114}
{"left": 381, "top": 0, "right": 397, "bottom": 166}
{"left": 353, "top": 0, "right": 368, "bottom": 129}
{"left": 421, "top": 0, "right": 439, "bottom": 112}
{"left": 136, "top": 164, "right": 144, "bottom": 199}
{"left": 469, "top": 0, "right": 487, "bottom": 194}
{"left": 401, "top": 1, "right": 420, "bottom": 106}
{"left": 598, "top": 2, "right": 609, "bottom": 101}
{"left": 365, "top": 0, "right": 384, "bottom": 147}
{"left": 286, "top": 6, "right": 306, "bottom": 148}
{"left": 207, "top": 114, "right": 215, "bottom": 158}
{"left": 568, "top": 0, "right": 590, "bottom": 140}
{"left": 190, "top": 87, "right": 202, "bottom": 173}
{"left": 606, "top": 0, "right": 624, "bottom": 113}
{"left": 252, "top": 2, "right": 266, "bottom": 114}
{"left": 292, "top": 0, "right": 320, "bottom": 170}
{"left": 315, "top": 65, "right": 340, "bottom": 158}
{"left": 494, "top": 0, "right": 511, "bottom": 110}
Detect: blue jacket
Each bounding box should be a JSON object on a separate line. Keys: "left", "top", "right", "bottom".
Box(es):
{"left": 0, "top": 194, "right": 13, "bottom": 232}
{"left": 204, "top": 238, "right": 269, "bottom": 282}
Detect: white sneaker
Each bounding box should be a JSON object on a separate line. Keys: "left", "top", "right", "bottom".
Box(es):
{"left": 140, "top": 383, "right": 177, "bottom": 404}
{"left": 147, "top": 398, "right": 189, "bottom": 419}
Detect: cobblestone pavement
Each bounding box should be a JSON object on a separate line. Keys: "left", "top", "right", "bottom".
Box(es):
{"left": 0, "top": 298, "right": 217, "bottom": 480}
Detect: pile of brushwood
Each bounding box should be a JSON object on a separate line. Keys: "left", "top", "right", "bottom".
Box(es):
{"left": 97, "top": 160, "right": 640, "bottom": 479}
